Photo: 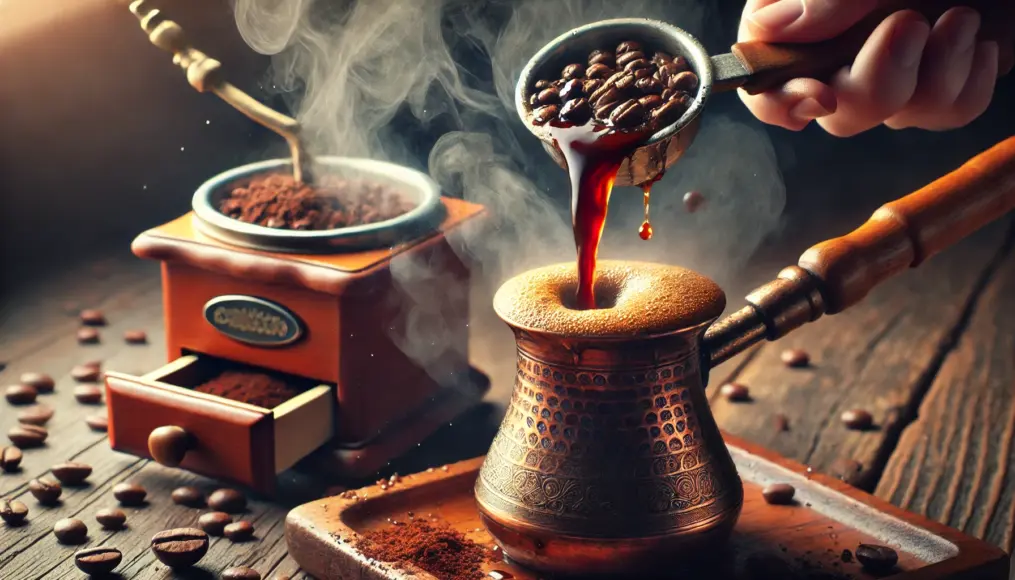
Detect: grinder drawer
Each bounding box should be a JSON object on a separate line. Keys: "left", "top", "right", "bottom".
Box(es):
{"left": 105, "top": 355, "right": 334, "bottom": 494}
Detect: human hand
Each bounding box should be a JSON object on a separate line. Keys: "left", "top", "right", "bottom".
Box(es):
{"left": 738, "top": 0, "right": 1013, "bottom": 136}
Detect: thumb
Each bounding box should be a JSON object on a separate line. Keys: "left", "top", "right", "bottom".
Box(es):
{"left": 745, "top": 0, "right": 882, "bottom": 43}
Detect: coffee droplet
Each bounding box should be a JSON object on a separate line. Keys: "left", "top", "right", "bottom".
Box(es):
{"left": 638, "top": 220, "right": 653, "bottom": 240}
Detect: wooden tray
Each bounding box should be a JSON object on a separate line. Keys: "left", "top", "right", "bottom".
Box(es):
{"left": 285, "top": 434, "right": 1009, "bottom": 580}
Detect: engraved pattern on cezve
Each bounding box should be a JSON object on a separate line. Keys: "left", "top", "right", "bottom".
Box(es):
{"left": 477, "top": 350, "right": 742, "bottom": 533}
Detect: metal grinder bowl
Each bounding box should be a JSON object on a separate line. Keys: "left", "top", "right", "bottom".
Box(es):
{"left": 191, "top": 157, "right": 445, "bottom": 254}
{"left": 516, "top": 18, "right": 713, "bottom": 187}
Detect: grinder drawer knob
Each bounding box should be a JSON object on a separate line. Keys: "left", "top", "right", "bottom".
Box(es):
{"left": 148, "top": 425, "right": 193, "bottom": 467}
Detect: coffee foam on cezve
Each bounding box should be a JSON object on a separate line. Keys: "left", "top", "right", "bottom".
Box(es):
{"left": 494, "top": 261, "right": 726, "bottom": 338}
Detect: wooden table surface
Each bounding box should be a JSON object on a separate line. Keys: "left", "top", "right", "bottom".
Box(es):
{"left": 1, "top": 209, "right": 1013, "bottom": 579}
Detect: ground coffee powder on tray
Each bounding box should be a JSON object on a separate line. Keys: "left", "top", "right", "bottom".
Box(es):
{"left": 218, "top": 173, "right": 415, "bottom": 231}
{"left": 193, "top": 370, "right": 305, "bottom": 409}
{"left": 356, "top": 518, "right": 494, "bottom": 580}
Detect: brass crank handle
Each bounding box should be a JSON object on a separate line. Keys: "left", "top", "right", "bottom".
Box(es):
{"left": 705, "top": 135, "right": 1015, "bottom": 367}
{"left": 718, "top": 0, "right": 1014, "bottom": 95}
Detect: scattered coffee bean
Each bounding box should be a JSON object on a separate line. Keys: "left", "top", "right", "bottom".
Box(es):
{"left": 20, "top": 372, "right": 54, "bottom": 393}
{"left": 75, "top": 546, "right": 123, "bottom": 575}
{"left": 18, "top": 404, "right": 54, "bottom": 426}
{"left": 224, "top": 520, "right": 255, "bottom": 542}
{"left": 5, "top": 384, "right": 38, "bottom": 405}
{"left": 198, "top": 511, "right": 232, "bottom": 536}
{"left": 841, "top": 409, "right": 874, "bottom": 430}
{"left": 683, "top": 191, "right": 705, "bottom": 213}
{"left": 51, "top": 462, "right": 93, "bottom": 486}
{"left": 150, "top": 528, "right": 209, "bottom": 568}
{"left": 113, "top": 482, "right": 147, "bottom": 506}
{"left": 76, "top": 327, "right": 100, "bottom": 344}
{"left": 222, "top": 566, "right": 261, "bottom": 579}
{"left": 74, "top": 384, "right": 103, "bottom": 405}
{"left": 0, "top": 498, "right": 28, "bottom": 525}
{"left": 124, "top": 330, "right": 147, "bottom": 344}
{"left": 80, "top": 309, "right": 106, "bottom": 326}
{"left": 9, "top": 424, "right": 48, "bottom": 448}
{"left": 761, "top": 483, "right": 796, "bottom": 505}
{"left": 82, "top": 360, "right": 102, "bottom": 370}
{"left": 719, "top": 382, "right": 750, "bottom": 402}
{"left": 171, "top": 486, "right": 205, "bottom": 508}
{"left": 71, "top": 365, "right": 102, "bottom": 383}
{"left": 1, "top": 446, "right": 23, "bottom": 472}
{"left": 54, "top": 518, "right": 88, "bottom": 544}
{"left": 29, "top": 478, "right": 62, "bottom": 504}
{"left": 781, "top": 348, "right": 810, "bottom": 368}
{"left": 841, "top": 548, "right": 853, "bottom": 563}
{"left": 96, "top": 508, "right": 127, "bottom": 530}
{"left": 208, "top": 488, "right": 246, "bottom": 513}
{"left": 774, "top": 414, "right": 790, "bottom": 432}
{"left": 855, "top": 544, "right": 898, "bottom": 573}
{"left": 85, "top": 414, "right": 109, "bottom": 432}
{"left": 831, "top": 458, "right": 864, "bottom": 485}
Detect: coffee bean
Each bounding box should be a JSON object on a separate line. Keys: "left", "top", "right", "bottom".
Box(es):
{"left": 80, "top": 309, "right": 106, "bottom": 326}
{"left": 855, "top": 544, "right": 898, "bottom": 573}
{"left": 774, "top": 414, "right": 790, "bottom": 432}
{"left": 18, "top": 404, "right": 54, "bottom": 426}
{"left": 616, "top": 40, "right": 642, "bottom": 54}
{"left": 208, "top": 488, "right": 247, "bottom": 513}
{"left": 781, "top": 348, "right": 810, "bottom": 367}
{"left": 841, "top": 409, "right": 874, "bottom": 430}
{"left": 82, "top": 360, "right": 102, "bottom": 370}
{"left": 761, "top": 483, "right": 796, "bottom": 505}
{"left": 591, "top": 86, "right": 621, "bottom": 110}
{"left": 9, "top": 424, "right": 48, "bottom": 448}
{"left": 224, "top": 520, "right": 255, "bottom": 542}
{"left": 559, "top": 79, "right": 584, "bottom": 102}
{"left": 5, "top": 384, "right": 38, "bottom": 405}
{"left": 635, "top": 77, "right": 663, "bottom": 95}
{"left": 670, "top": 70, "right": 699, "bottom": 91}
{"left": 594, "top": 100, "right": 622, "bottom": 121}
{"left": 113, "top": 482, "right": 147, "bottom": 506}
{"left": 0, "top": 446, "right": 23, "bottom": 472}
{"left": 651, "top": 51, "right": 672, "bottom": 65}
{"left": 0, "top": 498, "right": 28, "bottom": 525}
{"left": 534, "top": 79, "right": 551, "bottom": 90}
{"left": 614, "top": 73, "right": 637, "bottom": 93}
{"left": 96, "top": 508, "right": 127, "bottom": 530}
{"left": 198, "top": 511, "right": 232, "bottom": 536}
{"left": 124, "top": 329, "right": 147, "bottom": 344}
{"left": 683, "top": 190, "right": 705, "bottom": 213}
{"left": 29, "top": 478, "right": 62, "bottom": 504}
{"left": 637, "top": 94, "right": 662, "bottom": 109}
{"left": 560, "top": 63, "right": 585, "bottom": 80}
{"left": 582, "top": 78, "right": 603, "bottom": 95}
{"left": 588, "top": 49, "right": 614, "bottom": 67}
{"left": 75, "top": 546, "right": 123, "bottom": 575}
{"left": 608, "top": 99, "right": 646, "bottom": 128}
{"left": 532, "top": 104, "right": 559, "bottom": 125}
{"left": 652, "top": 98, "right": 689, "bottom": 127}
{"left": 720, "top": 383, "right": 750, "bottom": 402}
{"left": 615, "top": 50, "right": 645, "bottom": 69}
{"left": 85, "top": 414, "right": 109, "bottom": 432}
{"left": 74, "top": 384, "right": 103, "bottom": 404}
{"left": 51, "top": 462, "right": 92, "bottom": 486}
{"left": 622, "top": 58, "right": 651, "bottom": 73}
{"left": 20, "top": 372, "right": 54, "bottom": 393}
{"left": 222, "top": 567, "right": 261, "bottom": 580}
{"left": 76, "top": 327, "right": 100, "bottom": 344}
{"left": 559, "top": 98, "right": 592, "bottom": 124}
{"left": 670, "top": 55, "right": 690, "bottom": 73}
{"left": 831, "top": 458, "right": 864, "bottom": 485}
{"left": 150, "top": 528, "right": 209, "bottom": 568}
{"left": 585, "top": 63, "right": 613, "bottom": 80}
{"left": 841, "top": 548, "right": 853, "bottom": 563}
{"left": 171, "top": 486, "right": 205, "bottom": 508}
{"left": 54, "top": 518, "right": 88, "bottom": 544}
{"left": 71, "top": 365, "right": 102, "bottom": 383}
{"left": 633, "top": 67, "right": 653, "bottom": 79}
{"left": 535, "top": 87, "right": 560, "bottom": 106}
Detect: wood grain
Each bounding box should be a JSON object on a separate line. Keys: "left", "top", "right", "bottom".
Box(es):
{"left": 876, "top": 223, "right": 1015, "bottom": 552}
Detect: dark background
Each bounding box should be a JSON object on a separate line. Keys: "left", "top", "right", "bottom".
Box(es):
{"left": 0, "top": 0, "right": 1012, "bottom": 293}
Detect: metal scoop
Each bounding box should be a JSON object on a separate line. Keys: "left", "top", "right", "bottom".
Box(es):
{"left": 517, "top": 0, "right": 1010, "bottom": 187}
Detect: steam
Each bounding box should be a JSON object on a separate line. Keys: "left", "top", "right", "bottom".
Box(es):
{"left": 230, "top": 0, "right": 786, "bottom": 382}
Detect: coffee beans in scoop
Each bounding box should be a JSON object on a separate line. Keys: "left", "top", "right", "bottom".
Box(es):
{"left": 54, "top": 518, "right": 88, "bottom": 544}
{"left": 150, "top": 528, "right": 209, "bottom": 568}
{"left": 529, "top": 40, "right": 698, "bottom": 131}
{"left": 19, "top": 372, "right": 54, "bottom": 393}
{"left": 75, "top": 547, "right": 122, "bottom": 576}
{"left": 0, "top": 498, "right": 28, "bottom": 525}
{"left": 208, "top": 488, "right": 247, "bottom": 513}
{"left": 113, "top": 482, "right": 147, "bottom": 506}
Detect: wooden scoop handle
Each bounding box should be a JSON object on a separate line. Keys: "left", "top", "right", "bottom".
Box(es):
{"left": 733, "top": 0, "right": 1014, "bottom": 95}
{"left": 801, "top": 136, "right": 1015, "bottom": 314}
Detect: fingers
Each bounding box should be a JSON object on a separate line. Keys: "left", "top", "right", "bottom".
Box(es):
{"left": 740, "top": 0, "right": 881, "bottom": 43}
{"left": 738, "top": 78, "right": 836, "bottom": 131}
{"left": 816, "top": 11, "right": 931, "bottom": 137}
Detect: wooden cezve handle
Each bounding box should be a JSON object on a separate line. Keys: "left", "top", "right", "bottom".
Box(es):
{"left": 731, "top": 0, "right": 1013, "bottom": 95}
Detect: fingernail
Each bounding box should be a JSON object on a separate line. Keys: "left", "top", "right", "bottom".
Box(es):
{"left": 748, "top": 0, "right": 805, "bottom": 32}
{"left": 789, "top": 98, "right": 832, "bottom": 124}
{"left": 951, "top": 10, "right": 981, "bottom": 54}
{"left": 889, "top": 19, "right": 931, "bottom": 69}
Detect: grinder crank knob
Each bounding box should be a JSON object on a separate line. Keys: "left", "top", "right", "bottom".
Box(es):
{"left": 148, "top": 426, "right": 194, "bottom": 467}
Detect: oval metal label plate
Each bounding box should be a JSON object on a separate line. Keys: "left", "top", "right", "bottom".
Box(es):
{"left": 203, "top": 295, "right": 304, "bottom": 347}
